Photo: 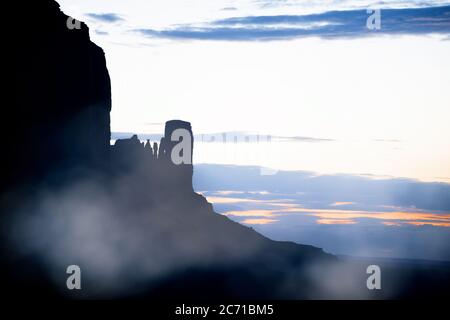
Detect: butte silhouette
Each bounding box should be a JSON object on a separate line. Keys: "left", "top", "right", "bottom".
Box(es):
{"left": 4, "top": 0, "right": 449, "bottom": 299}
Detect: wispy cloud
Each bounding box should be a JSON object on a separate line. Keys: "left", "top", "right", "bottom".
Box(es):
{"left": 135, "top": 5, "right": 450, "bottom": 41}
{"left": 200, "top": 165, "right": 450, "bottom": 228}
{"left": 242, "top": 218, "right": 279, "bottom": 225}
{"left": 95, "top": 30, "right": 109, "bottom": 36}
{"left": 308, "top": 209, "right": 450, "bottom": 226}
{"left": 86, "top": 13, "right": 125, "bottom": 23}
{"left": 218, "top": 200, "right": 450, "bottom": 227}
{"left": 201, "top": 184, "right": 450, "bottom": 259}
{"left": 317, "top": 218, "right": 357, "bottom": 225}
{"left": 253, "top": 0, "right": 450, "bottom": 10}
{"left": 204, "top": 190, "right": 450, "bottom": 228}
{"left": 330, "top": 202, "right": 355, "bottom": 206}
{"left": 195, "top": 164, "right": 450, "bottom": 212}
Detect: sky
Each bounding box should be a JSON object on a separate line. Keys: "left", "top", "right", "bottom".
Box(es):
{"left": 57, "top": 0, "right": 450, "bottom": 183}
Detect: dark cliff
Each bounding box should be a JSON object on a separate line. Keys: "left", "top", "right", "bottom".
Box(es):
{"left": 8, "top": 0, "right": 111, "bottom": 192}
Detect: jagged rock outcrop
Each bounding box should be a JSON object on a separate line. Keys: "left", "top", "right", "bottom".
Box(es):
{"left": 111, "top": 120, "right": 194, "bottom": 194}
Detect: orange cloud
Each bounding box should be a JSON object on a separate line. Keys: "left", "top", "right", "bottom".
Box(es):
{"left": 205, "top": 196, "right": 296, "bottom": 206}
{"left": 309, "top": 209, "right": 450, "bottom": 227}
{"left": 241, "top": 218, "right": 279, "bottom": 225}
{"left": 406, "top": 221, "right": 450, "bottom": 227}
{"left": 330, "top": 202, "right": 355, "bottom": 206}
{"left": 309, "top": 210, "right": 450, "bottom": 223}
{"left": 205, "top": 196, "right": 260, "bottom": 204}
{"left": 223, "top": 210, "right": 279, "bottom": 217}
{"left": 211, "top": 196, "right": 450, "bottom": 228}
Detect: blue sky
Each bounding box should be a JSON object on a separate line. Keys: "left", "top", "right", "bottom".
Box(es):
{"left": 58, "top": 0, "right": 450, "bottom": 183}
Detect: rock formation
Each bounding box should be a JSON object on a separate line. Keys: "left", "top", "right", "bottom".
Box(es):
{"left": 4, "top": 0, "right": 449, "bottom": 300}
{"left": 111, "top": 120, "right": 194, "bottom": 193}
{"left": 3, "top": 1, "right": 338, "bottom": 300}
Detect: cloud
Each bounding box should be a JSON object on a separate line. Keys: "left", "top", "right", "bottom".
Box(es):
{"left": 317, "top": 218, "right": 357, "bottom": 225}
{"left": 253, "top": 0, "right": 450, "bottom": 10}
{"left": 308, "top": 210, "right": 450, "bottom": 226}
{"left": 134, "top": 5, "right": 450, "bottom": 41}
{"left": 204, "top": 191, "right": 450, "bottom": 228}
{"left": 224, "top": 209, "right": 281, "bottom": 217}
{"left": 205, "top": 196, "right": 264, "bottom": 204}
{"left": 242, "top": 218, "right": 279, "bottom": 225}
{"left": 330, "top": 202, "right": 355, "bottom": 206}
{"left": 220, "top": 205, "right": 450, "bottom": 227}
{"left": 407, "top": 221, "right": 450, "bottom": 227}
{"left": 194, "top": 164, "right": 450, "bottom": 212}
{"left": 95, "top": 30, "right": 109, "bottom": 36}
{"left": 196, "top": 165, "right": 450, "bottom": 260}
{"left": 86, "top": 13, "right": 125, "bottom": 23}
